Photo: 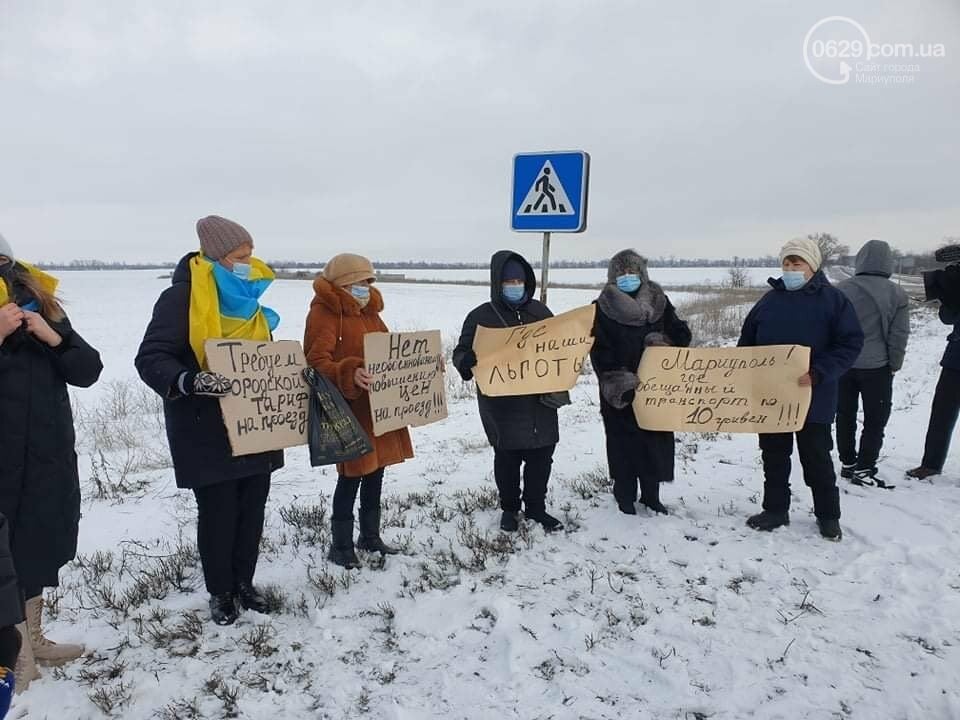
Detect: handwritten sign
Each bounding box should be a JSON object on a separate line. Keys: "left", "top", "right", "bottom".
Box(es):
{"left": 364, "top": 330, "right": 447, "bottom": 437}
{"left": 633, "top": 345, "right": 812, "bottom": 434}
{"left": 473, "top": 305, "right": 596, "bottom": 397}
{"left": 205, "top": 339, "right": 309, "bottom": 456}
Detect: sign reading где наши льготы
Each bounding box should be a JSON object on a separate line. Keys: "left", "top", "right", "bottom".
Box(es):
{"left": 633, "top": 345, "right": 812, "bottom": 434}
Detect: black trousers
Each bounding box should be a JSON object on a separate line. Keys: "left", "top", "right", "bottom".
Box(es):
{"left": 192, "top": 474, "right": 271, "bottom": 596}
{"left": 836, "top": 367, "right": 894, "bottom": 471}
{"left": 332, "top": 468, "right": 385, "bottom": 520}
{"left": 922, "top": 367, "right": 960, "bottom": 471}
{"left": 493, "top": 445, "right": 555, "bottom": 514}
{"left": 759, "top": 423, "right": 840, "bottom": 520}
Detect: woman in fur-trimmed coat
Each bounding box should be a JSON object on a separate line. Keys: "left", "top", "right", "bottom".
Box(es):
{"left": 590, "top": 249, "right": 691, "bottom": 515}
{"left": 303, "top": 253, "right": 414, "bottom": 569}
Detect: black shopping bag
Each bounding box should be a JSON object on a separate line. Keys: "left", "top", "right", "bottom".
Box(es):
{"left": 303, "top": 367, "right": 374, "bottom": 467}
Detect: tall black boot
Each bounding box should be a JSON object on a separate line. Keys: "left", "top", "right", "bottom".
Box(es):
{"left": 328, "top": 518, "right": 361, "bottom": 568}
{"left": 356, "top": 508, "right": 400, "bottom": 555}
{"left": 639, "top": 477, "right": 668, "bottom": 515}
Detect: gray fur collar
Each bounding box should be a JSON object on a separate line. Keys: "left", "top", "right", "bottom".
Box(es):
{"left": 597, "top": 281, "right": 667, "bottom": 327}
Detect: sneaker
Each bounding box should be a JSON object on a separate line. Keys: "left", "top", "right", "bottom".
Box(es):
{"left": 499, "top": 511, "right": 520, "bottom": 532}
{"left": 746, "top": 511, "right": 790, "bottom": 531}
{"left": 524, "top": 510, "right": 563, "bottom": 532}
{"left": 817, "top": 517, "right": 843, "bottom": 541}
{"left": 853, "top": 467, "right": 895, "bottom": 490}
{"left": 236, "top": 583, "right": 271, "bottom": 613}
{"left": 906, "top": 466, "right": 940, "bottom": 480}
{"left": 840, "top": 464, "right": 856, "bottom": 480}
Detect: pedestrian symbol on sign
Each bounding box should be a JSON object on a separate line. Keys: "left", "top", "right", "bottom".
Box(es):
{"left": 517, "top": 161, "right": 574, "bottom": 216}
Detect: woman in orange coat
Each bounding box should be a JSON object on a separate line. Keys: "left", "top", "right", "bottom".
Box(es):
{"left": 304, "top": 254, "right": 414, "bottom": 568}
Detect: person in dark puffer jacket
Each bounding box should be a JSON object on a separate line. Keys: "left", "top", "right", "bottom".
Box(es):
{"left": 738, "top": 237, "right": 863, "bottom": 541}
{"left": 835, "top": 239, "right": 910, "bottom": 487}
{"left": 452, "top": 251, "right": 565, "bottom": 533}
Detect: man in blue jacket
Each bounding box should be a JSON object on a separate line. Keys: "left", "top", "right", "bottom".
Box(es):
{"left": 907, "top": 254, "right": 960, "bottom": 480}
{"left": 738, "top": 238, "right": 864, "bottom": 541}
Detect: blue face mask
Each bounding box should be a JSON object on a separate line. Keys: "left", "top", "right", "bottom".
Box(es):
{"left": 351, "top": 284, "right": 370, "bottom": 300}
{"left": 616, "top": 274, "right": 642, "bottom": 293}
{"left": 782, "top": 271, "right": 807, "bottom": 291}
{"left": 502, "top": 284, "right": 525, "bottom": 304}
{"left": 231, "top": 262, "right": 252, "bottom": 280}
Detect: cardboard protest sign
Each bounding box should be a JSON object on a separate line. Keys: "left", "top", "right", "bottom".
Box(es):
{"left": 205, "top": 339, "right": 309, "bottom": 456}
{"left": 364, "top": 330, "right": 447, "bottom": 437}
{"left": 633, "top": 345, "right": 812, "bottom": 434}
{"left": 473, "top": 305, "right": 596, "bottom": 397}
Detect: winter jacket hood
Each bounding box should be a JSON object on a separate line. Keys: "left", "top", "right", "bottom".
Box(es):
{"left": 855, "top": 240, "right": 895, "bottom": 278}
{"left": 489, "top": 251, "right": 536, "bottom": 309}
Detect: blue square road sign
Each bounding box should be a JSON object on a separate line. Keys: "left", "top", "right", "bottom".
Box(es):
{"left": 511, "top": 151, "right": 590, "bottom": 233}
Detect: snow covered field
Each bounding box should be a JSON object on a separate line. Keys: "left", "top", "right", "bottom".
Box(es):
{"left": 14, "top": 271, "right": 960, "bottom": 719}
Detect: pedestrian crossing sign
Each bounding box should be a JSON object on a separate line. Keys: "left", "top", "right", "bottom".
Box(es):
{"left": 511, "top": 151, "right": 590, "bottom": 232}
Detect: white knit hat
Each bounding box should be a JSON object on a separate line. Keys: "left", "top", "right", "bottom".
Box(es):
{"left": 0, "top": 233, "right": 13, "bottom": 263}
{"left": 780, "top": 237, "right": 822, "bottom": 273}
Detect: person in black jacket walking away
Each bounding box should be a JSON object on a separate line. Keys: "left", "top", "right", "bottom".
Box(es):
{"left": 453, "top": 251, "right": 565, "bottom": 533}
{"left": 0, "top": 235, "right": 101, "bottom": 680}
{"left": 739, "top": 238, "right": 864, "bottom": 541}
{"left": 135, "top": 216, "right": 284, "bottom": 626}
{"left": 835, "top": 240, "right": 910, "bottom": 487}
{"left": 590, "top": 250, "right": 692, "bottom": 515}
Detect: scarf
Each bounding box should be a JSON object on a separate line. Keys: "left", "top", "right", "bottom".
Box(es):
{"left": 0, "top": 261, "right": 58, "bottom": 310}
{"left": 188, "top": 254, "right": 280, "bottom": 368}
{"left": 596, "top": 281, "right": 667, "bottom": 327}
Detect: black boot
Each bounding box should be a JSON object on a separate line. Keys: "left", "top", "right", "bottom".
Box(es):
{"left": 639, "top": 478, "right": 668, "bottom": 515}
{"left": 817, "top": 517, "right": 843, "bottom": 541}
{"left": 617, "top": 500, "right": 637, "bottom": 515}
{"left": 236, "top": 582, "right": 271, "bottom": 613}
{"left": 746, "top": 511, "right": 790, "bottom": 531}
{"left": 500, "top": 511, "right": 520, "bottom": 532}
{"left": 328, "top": 519, "right": 361, "bottom": 569}
{"left": 209, "top": 593, "right": 239, "bottom": 626}
{"left": 524, "top": 509, "right": 563, "bottom": 532}
{"left": 356, "top": 508, "right": 400, "bottom": 555}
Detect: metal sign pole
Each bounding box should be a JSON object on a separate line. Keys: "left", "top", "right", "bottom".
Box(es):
{"left": 540, "top": 231, "right": 551, "bottom": 305}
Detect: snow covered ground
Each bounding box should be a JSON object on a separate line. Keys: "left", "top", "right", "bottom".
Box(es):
{"left": 13, "top": 271, "right": 960, "bottom": 719}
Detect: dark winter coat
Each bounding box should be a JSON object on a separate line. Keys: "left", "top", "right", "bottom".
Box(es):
{"left": 738, "top": 270, "right": 864, "bottom": 425}
{"left": 939, "top": 304, "right": 960, "bottom": 371}
{"left": 0, "top": 303, "right": 102, "bottom": 590}
{"left": 590, "top": 284, "right": 692, "bottom": 433}
{"left": 837, "top": 240, "right": 910, "bottom": 371}
{"left": 452, "top": 251, "right": 559, "bottom": 450}
{"left": 135, "top": 253, "right": 284, "bottom": 489}
{"left": 0, "top": 514, "right": 23, "bottom": 626}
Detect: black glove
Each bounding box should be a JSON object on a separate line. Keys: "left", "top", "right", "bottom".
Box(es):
{"left": 457, "top": 349, "right": 478, "bottom": 381}
{"left": 187, "top": 371, "right": 232, "bottom": 397}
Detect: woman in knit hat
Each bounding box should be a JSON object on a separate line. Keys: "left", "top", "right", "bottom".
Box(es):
{"left": 0, "top": 233, "right": 102, "bottom": 689}
{"left": 738, "top": 237, "right": 863, "bottom": 541}
{"left": 590, "top": 249, "right": 692, "bottom": 515}
{"left": 135, "top": 216, "right": 283, "bottom": 626}
{"left": 304, "top": 254, "right": 414, "bottom": 568}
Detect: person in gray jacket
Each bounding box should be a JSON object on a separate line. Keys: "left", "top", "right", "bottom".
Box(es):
{"left": 835, "top": 240, "right": 910, "bottom": 486}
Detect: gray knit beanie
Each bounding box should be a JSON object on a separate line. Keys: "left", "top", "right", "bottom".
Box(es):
{"left": 0, "top": 232, "right": 14, "bottom": 263}
{"left": 196, "top": 216, "right": 254, "bottom": 261}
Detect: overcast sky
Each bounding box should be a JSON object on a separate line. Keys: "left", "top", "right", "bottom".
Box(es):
{"left": 1, "top": 1, "right": 958, "bottom": 263}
